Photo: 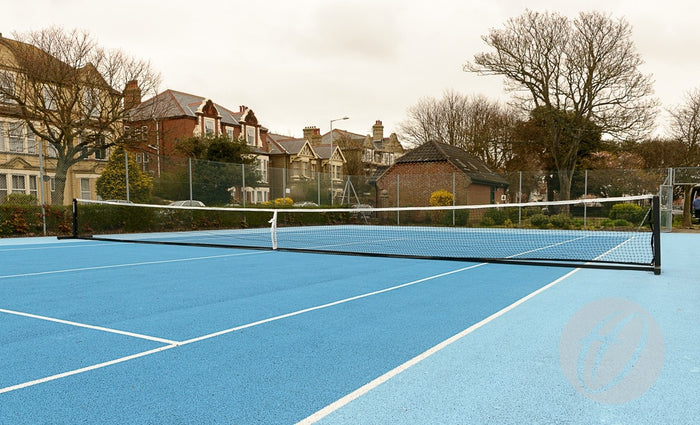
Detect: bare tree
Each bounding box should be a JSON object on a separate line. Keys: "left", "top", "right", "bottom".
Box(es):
{"left": 0, "top": 27, "right": 160, "bottom": 204}
{"left": 398, "top": 90, "right": 520, "bottom": 170}
{"left": 466, "top": 10, "right": 657, "bottom": 200}
{"left": 668, "top": 88, "right": 700, "bottom": 226}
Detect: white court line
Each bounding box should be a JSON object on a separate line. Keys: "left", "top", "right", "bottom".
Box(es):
{"left": 178, "top": 262, "right": 487, "bottom": 345}
{"left": 0, "top": 308, "right": 177, "bottom": 345}
{"left": 0, "top": 250, "right": 269, "bottom": 280}
{"left": 297, "top": 235, "right": 639, "bottom": 424}
{"left": 0, "top": 262, "right": 486, "bottom": 395}
{"left": 0, "top": 242, "right": 116, "bottom": 252}
{"left": 296, "top": 268, "right": 581, "bottom": 424}
{"left": 0, "top": 344, "right": 177, "bottom": 394}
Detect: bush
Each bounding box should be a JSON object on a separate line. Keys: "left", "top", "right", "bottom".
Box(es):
{"left": 609, "top": 203, "right": 646, "bottom": 225}
{"left": 549, "top": 214, "right": 572, "bottom": 229}
{"left": 529, "top": 214, "right": 550, "bottom": 229}
{"left": 273, "top": 197, "right": 293, "bottom": 206}
{"left": 429, "top": 190, "right": 453, "bottom": 207}
{"left": 2, "top": 193, "right": 38, "bottom": 206}
{"left": 482, "top": 208, "right": 508, "bottom": 225}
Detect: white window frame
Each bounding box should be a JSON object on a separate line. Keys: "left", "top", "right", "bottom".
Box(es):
{"left": 246, "top": 127, "right": 255, "bottom": 145}
{"left": 0, "top": 174, "right": 7, "bottom": 201}
{"left": 11, "top": 174, "right": 26, "bottom": 194}
{"left": 80, "top": 178, "right": 91, "bottom": 199}
{"left": 204, "top": 118, "right": 216, "bottom": 136}
{"left": 9, "top": 126, "right": 23, "bottom": 153}
{"left": 29, "top": 175, "right": 38, "bottom": 198}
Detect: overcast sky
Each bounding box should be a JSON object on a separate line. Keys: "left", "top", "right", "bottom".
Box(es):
{"left": 3, "top": 0, "right": 699, "bottom": 139}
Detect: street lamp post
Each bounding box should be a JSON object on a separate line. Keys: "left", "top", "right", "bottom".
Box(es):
{"left": 329, "top": 116, "right": 349, "bottom": 205}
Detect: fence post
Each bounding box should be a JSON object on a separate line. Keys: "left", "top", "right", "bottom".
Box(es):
{"left": 518, "top": 171, "right": 522, "bottom": 226}
{"left": 125, "top": 151, "right": 130, "bottom": 202}
{"left": 584, "top": 169, "right": 588, "bottom": 229}
{"left": 38, "top": 138, "right": 47, "bottom": 235}
{"left": 242, "top": 163, "right": 246, "bottom": 207}
{"left": 396, "top": 174, "right": 400, "bottom": 225}
{"left": 452, "top": 172, "right": 456, "bottom": 225}
{"left": 188, "top": 157, "right": 193, "bottom": 201}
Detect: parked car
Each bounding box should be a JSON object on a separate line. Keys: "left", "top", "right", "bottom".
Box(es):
{"left": 293, "top": 201, "right": 318, "bottom": 207}
{"left": 168, "top": 200, "right": 205, "bottom": 207}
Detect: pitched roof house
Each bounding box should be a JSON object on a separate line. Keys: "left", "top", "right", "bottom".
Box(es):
{"left": 0, "top": 34, "right": 110, "bottom": 205}
{"left": 125, "top": 86, "right": 271, "bottom": 204}
{"left": 376, "top": 140, "right": 508, "bottom": 207}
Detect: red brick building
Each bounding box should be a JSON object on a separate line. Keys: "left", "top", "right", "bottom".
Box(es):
{"left": 376, "top": 140, "right": 508, "bottom": 207}
{"left": 124, "top": 83, "right": 270, "bottom": 203}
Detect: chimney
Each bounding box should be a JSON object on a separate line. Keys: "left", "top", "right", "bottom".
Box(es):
{"left": 372, "top": 120, "right": 384, "bottom": 141}
{"left": 312, "top": 127, "right": 322, "bottom": 146}
{"left": 303, "top": 126, "right": 316, "bottom": 140}
{"left": 123, "top": 80, "right": 142, "bottom": 111}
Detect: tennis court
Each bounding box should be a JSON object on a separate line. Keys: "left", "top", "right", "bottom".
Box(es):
{"left": 0, "top": 230, "right": 698, "bottom": 424}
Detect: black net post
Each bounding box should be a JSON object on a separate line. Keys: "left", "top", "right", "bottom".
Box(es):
{"left": 653, "top": 195, "right": 661, "bottom": 275}
{"left": 72, "top": 198, "right": 79, "bottom": 237}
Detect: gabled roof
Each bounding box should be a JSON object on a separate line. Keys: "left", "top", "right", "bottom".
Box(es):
{"left": 128, "top": 89, "right": 241, "bottom": 125}
{"left": 395, "top": 140, "right": 508, "bottom": 187}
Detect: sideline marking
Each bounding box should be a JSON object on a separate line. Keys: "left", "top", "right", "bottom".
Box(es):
{"left": 0, "top": 263, "right": 485, "bottom": 394}
{"left": 297, "top": 268, "right": 580, "bottom": 424}
{"left": 0, "top": 308, "right": 177, "bottom": 345}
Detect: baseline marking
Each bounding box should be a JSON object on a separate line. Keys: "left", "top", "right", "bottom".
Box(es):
{"left": 0, "top": 308, "right": 177, "bottom": 345}
{"left": 0, "top": 344, "right": 177, "bottom": 394}
{"left": 0, "top": 250, "right": 270, "bottom": 280}
{"left": 297, "top": 268, "right": 580, "bottom": 424}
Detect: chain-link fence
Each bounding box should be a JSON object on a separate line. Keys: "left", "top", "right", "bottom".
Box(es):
{"left": 0, "top": 149, "right": 682, "bottom": 236}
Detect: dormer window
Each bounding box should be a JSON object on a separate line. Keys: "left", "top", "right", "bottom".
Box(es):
{"left": 246, "top": 127, "right": 255, "bottom": 145}
{"left": 204, "top": 118, "right": 216, "bottom": 136}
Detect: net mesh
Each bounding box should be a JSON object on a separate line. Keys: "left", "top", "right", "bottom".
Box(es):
{"left": 74, "top": 196, "right": 658, "bottom": 269}
{"left": 72, "top": 195, "right": 659, "bottom": 271}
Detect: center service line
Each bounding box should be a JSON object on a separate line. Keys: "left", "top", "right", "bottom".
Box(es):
{"left": 0, "top": 263, "right": 485, "bottom": 395}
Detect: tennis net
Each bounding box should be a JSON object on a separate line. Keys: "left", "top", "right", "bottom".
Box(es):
{"left": 67, "top": 195, "right": 661, "bottom": 273}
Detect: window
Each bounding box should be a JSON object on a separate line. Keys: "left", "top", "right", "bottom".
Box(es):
{"left": 0, "top": 175, "right": 6, "bottom": 201}
{"left": 226, "top": 128, "right": 234, "bottom": 140}
{"left": 0, "top": 71, "right": 16, "bottom": 104}
{"left": 80, "top": 178, "right": 91, "bottom": 199}
{"left": 29, "top": 176, "right": 38, "bottom": 198}
{"left": 94, "top": 146, "right": 107, "bottom": 160}
{"left": 9, "top": 127, "right": 23, "bottom": 152}
{"left": 258, "top": 158, "right": 268, "bottom": 183}
{"left": 11, "top": 175, "right": 26, "bottom": 194}
{"left": 0, "top": 123, "right": 5, "bottom": 151}
{"left": 26, "top": 129, "right": 37, "bottom": 154}
{"left": 204, "top": 118, "right": 215, "bottom": 136}
{"left": 83, "top": 89, "right": 101, "bottom": 117}
{"left": 50, "top": 177, "right": 55, "bottom": 193}
{"left": 47, "top": 144, "right": 58, "bottom": 158}
{"left": 246, "top": 127, "right": 255, "bottom": 145}
{"left": 42, "top": 85, "right": 57, "bottom": 110}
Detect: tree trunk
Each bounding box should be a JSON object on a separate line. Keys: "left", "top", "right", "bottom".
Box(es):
{"left": 51, "top": 158, "right": 72, "bottom": 205}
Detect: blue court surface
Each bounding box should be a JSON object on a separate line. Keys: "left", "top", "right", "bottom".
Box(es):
{"left": 0, "top": 232, "right": 698, "bottom": 424}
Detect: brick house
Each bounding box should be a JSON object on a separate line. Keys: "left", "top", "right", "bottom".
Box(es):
{"left": 266, "top": 130, "right": 346, "bottom": 202}
{"left": 376, "top": 140, "right": 508, "bottom": 207}
{"left": 124, "top": 84, "right": 270, "bottom": 204}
